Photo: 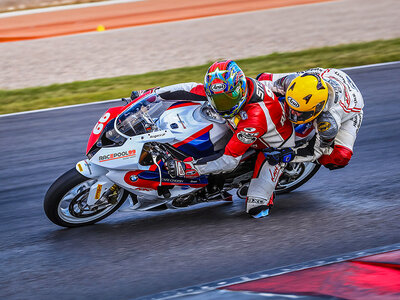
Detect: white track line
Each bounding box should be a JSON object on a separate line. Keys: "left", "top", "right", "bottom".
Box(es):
{"left": 0, "top": 99, "right": 122, "bottom": 118}
{"left": 1, "top": 61, "right": 399, "bottom": 119}
{"left": 341, "top": 60, "right": 400, "bottom": 70}
{"left": 0, "top": 0, "right": 143, "bottom": 19}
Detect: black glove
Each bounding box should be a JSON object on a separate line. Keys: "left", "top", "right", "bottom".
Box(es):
{"left": 263, "top": 148, "right": 295, "bottom": 165}
{"left": 130, "top": 90, "right": 142, "bottom": 101}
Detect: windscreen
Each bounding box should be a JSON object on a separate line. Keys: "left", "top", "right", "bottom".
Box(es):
{"left": 115, "top": 94, "right": 169, "bottom": 137}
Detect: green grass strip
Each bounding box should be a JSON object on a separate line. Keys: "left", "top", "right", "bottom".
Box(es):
{"left": 1, "top": 38, "right": 399, "bottom": 115}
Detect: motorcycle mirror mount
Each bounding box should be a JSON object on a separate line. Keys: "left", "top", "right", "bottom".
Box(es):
{"left": 121, "top": 97, "right": 130, "bottom": 104}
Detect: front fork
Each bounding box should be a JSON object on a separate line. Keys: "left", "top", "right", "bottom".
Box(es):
{"left": 76, "top": 159, "right": 115, "bottom": 206}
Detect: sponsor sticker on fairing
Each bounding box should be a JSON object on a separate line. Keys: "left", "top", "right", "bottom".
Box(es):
{"left": 134, "top": 187, "right": 152, "bottom": 191}
{"left": 95, "top": 184, "right": 102, "bottom": 199}
{"left": 148, "top": 131, "right": 167, "bottom": 139}
{"left": 99, "top": 150, "right": 136, "bottom": 162}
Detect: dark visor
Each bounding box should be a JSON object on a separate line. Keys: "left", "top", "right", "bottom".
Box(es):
{"left": 287, "top": 107, "right": 314, "bottom": 123}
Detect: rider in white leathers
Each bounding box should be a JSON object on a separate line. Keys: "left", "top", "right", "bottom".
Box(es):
{"left": 257, "top": 68, "right": 364, "bottom": 170}
{"left": 131, "top": 66, "right": 364, "bottom": 218}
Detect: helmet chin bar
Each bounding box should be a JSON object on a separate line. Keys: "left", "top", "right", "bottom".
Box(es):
{"left": 288, "top": 107, "right": 315, "bottom": 124}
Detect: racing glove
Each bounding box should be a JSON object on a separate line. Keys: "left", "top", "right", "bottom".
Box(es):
{"left": 166, "top": 157, "right": 200, "bottom": 179}
{"left": 263, "top": 148, "right": 295, "bottom": 166}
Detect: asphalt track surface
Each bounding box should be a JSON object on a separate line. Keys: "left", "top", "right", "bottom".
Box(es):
{"left": 0, "top": 63, "right": 400, "bottom": 299}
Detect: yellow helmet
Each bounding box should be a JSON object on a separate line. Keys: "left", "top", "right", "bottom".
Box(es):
{"left": 285, "top": 73, "right": 329, "bottom": 124}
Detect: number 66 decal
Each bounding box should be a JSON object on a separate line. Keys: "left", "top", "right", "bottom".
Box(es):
{"left": 93, "top": 112, "right": 111, "bottom": 134}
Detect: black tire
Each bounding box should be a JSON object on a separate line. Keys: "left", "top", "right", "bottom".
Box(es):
{"left": 44, "top": 168, "right": 128, "bottom": 227}
{"left": 275, "top": 162, "right": 321, "bottom": 195}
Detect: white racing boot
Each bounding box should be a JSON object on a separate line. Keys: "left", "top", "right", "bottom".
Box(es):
{"left": 246, "top": 194, "right": 274, "bottom": 219}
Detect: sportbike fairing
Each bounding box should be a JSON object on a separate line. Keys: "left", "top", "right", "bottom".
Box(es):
{"left": 112, "top": 94, "right": 231, "bottom": 161}
{"left": 47, "top": 93, "right": 321, "bottom": 226}
{"left": 78, "top": 94, "right": 232, "bottom": 207}
{"left": 87, "top": 95, "right": 172, "bottom": 157}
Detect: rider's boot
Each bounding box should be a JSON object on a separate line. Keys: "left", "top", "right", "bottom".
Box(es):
{"left": 246, "top": 194, "right": 274, "bottom": 219}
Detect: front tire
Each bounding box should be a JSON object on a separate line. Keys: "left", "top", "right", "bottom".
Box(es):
{"left": 44, "top": 168, "right": 128, "bottom": 227}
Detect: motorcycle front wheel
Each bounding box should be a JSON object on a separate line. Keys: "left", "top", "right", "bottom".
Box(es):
{"left": 275, "top": 162, "right": 320, "bottom": 195}
{"left": 44, "top": 168, "right": 128, "bottom": 227}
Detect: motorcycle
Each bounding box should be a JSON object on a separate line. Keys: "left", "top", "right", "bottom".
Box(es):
{"left": 44, "top": 92, "right": 320, "bottom": 227}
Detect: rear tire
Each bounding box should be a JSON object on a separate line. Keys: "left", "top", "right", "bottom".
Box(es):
{"left": 275, "top": 162, "right": 320, "bottom": 195}
{"left": 44, "top": 168, "right": 128, "bottom": 227}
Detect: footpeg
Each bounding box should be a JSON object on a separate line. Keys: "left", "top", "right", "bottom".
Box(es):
{"left": 208, "top": 191, "right": 232, "bottom": 202}
{"left": 171, "top": 194, "right": 196, "bottom": 207}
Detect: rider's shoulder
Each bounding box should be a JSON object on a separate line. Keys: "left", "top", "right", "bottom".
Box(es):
{"left": 243, "top": 98, "right": 279, "bottom": 119}
{"left": 243, "top": 101, "right": 265, "bottom": 116}
{"left": 319, "top": 68, "right": 346, "bottom": 78}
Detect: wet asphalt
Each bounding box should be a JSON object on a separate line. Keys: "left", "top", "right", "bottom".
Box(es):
{"left": 0, "top": 63, "right": 399, "bottom": 299}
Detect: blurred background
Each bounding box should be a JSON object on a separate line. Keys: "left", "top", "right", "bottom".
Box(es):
{"left": 0, "top": 0, "right": 107, "bottom": 12}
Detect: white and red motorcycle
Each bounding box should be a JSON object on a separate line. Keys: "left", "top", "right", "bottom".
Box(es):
{"left": 44, "top": 93, "right": 320, "bottom": 227}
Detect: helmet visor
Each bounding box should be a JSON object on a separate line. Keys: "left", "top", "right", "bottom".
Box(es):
{"left": 287, "top": 100, "right": 326, "bottom": 124}
{"left": 287, "top": 107, "right": 315, "bottom": 123}
{"left": 208, "top": 85, "right": 243, "bottom": 115}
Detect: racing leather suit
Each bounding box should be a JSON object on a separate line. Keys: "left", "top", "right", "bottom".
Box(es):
{"left": 257, "top": 68, "right": 364, "bottom": 169}
{"left": 154, "top": 78, "right": 295, "bottom": 213}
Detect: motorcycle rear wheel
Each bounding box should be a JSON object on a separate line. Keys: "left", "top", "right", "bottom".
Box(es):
{"left": 275, "top": 162, "right": 320, "bottom": 195}
{"left": 44, "top": 168, "right": 128, "bottom": 227}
